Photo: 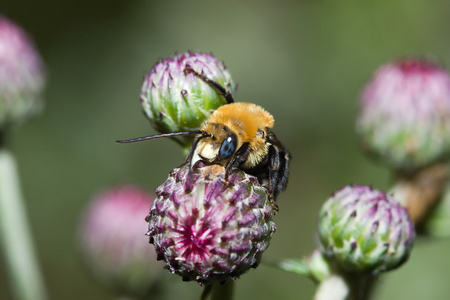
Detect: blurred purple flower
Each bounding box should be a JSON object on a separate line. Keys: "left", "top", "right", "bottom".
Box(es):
{"left": 0, "top": 15, "right": 46, "bottom": 128}
{"left": 78, "top": 185, "right": 163, "bottom": 297}
{"left": 356, "top": 59, "right": 450, "bottom": 171}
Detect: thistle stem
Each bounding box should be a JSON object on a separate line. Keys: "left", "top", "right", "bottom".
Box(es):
{"left": 314, "top": 275, "right": 349, "bottom": 300}
{"left": 210, "top": 281, "right": 234, "bottom": 300}
{"left": 201, "top": 282, "right": 234, "bottom": 300}
{"left": 201, "top": 284, "right": 213, "bottom": 300}
{"left": 314, "top": 273, "right": 375, "bottom": 300}
{"left": 390, "top": 163, "right": 448, "bottom": 224}
{"left": 344, "top": 272, "right": 376, "bottom": 300}
{"left": 0, "top": 148, "right": 48, "bottom": 300}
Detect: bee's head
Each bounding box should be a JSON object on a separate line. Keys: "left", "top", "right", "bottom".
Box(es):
{"left": 193, "top": 124, "right": 239, "bottom": 164}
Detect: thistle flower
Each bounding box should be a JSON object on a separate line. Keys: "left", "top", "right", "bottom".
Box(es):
{"left": 317, "top": 185, "right": 415, "bottom": 274}
{"left": 78, "top": 185, "right": 162, "bottom": 298}
{"left": 140, "top": 52, "right": 236, "bottom": 150}
{"left": 0, "top": 15, "right": 46, "bottom": 130}
{"left": 356, "top": 59, "right": 450, "bottom": 172}
{"left": 146, "top": 163, "right": 276, "bottom": 285}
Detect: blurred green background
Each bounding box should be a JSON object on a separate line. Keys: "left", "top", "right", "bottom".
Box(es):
{"left": 1, "top": 1, "right": 450, "bottom": 299}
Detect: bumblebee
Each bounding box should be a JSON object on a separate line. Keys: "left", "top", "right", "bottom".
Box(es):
{"left": 118, "top": 67, "right": 290, "bottom": 200}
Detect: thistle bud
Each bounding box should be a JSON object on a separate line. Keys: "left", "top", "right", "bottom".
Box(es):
{"left": 140, "top": 52, "right": 236, "bottom": 149}
{"left": 356, "top": 59, "right": 450, "bottom": 172}
{"left": 317, "top": 185, "right": 415, "bottom": 274}
{"left": 146, "top": 163, "right": 276, "bottom": 285}
{"left": 78, "top": 185, "right": 162, "bottom": 297}
{"left": 0, "top": 16, "right": 45, "bottom": 129}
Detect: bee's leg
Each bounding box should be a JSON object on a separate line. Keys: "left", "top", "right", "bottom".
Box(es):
{"left": 224, "top": 143, "right": 250, "bottom": 182}
{"left": 184, "top": 66, "right": 235, "bottom": 104}
{"left": 277, "top": 150, "right": 290, "bottom": 194}
{"left": 267, "top": 145, "right": 281, "bottom": 197}
{"left": 185, "top": 133, "right": 211, "bottom": 170}
{"left": 269, "top": 148, "right": 291, "bottom": 200}
{"left": 266, "top": 133, "right": 290, "bottom": 199}
{"left": 269, "top": 192, "right": 279, "bottom": 214}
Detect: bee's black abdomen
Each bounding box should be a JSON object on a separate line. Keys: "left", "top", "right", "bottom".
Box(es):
{"left": 243, "top": 142, "right": 290, "bottom": 201}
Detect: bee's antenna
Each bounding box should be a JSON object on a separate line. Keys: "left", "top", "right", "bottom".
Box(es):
{"left": 183, "top": 66, "right": 235, "bottom": 104}
{"left": 116, "top": 130, "right": 202, "bottom": 143}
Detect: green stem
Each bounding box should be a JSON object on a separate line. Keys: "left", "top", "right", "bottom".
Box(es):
{"left": 0, "top": 148, "right": 48, "bottom": 300}
{"left": 314, "top": 275, "right": 349, "bottom": 300}
{"left": 211, "top": 281, "right": 234, "bottom": 300}
{"left": 344, "top": 272, "right": 376, "bottom": 300}
{"left": 314, "top": 272, "right": 376, "bottom": 300}
{"left": 200, "top": 281, "right": 234, "bottom": 300}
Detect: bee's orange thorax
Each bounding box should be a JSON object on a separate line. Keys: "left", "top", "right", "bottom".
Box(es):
{"left": 204, "top": 102, "right": 274, "bottom": 144}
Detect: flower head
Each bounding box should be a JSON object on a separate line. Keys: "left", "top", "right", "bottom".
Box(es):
{"left": 146, "top": 163, "right": 275, "bottom": 285}
{"left": 356, "top": 59, "right": 450, "bottom": 172}
{"left": 0, "top": 15, "right": 46, "bottom": 129}
{"left": 317, "top": 185, "right": 415, "bottom": 274}
{"left": 78, "top": 185, "right": 162, "bottom": 297}
{"left": 140, "top": 52, "right": 236, "bottom": 150}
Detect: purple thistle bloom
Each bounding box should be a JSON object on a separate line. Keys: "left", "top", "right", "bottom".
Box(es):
{"left": 356, "top": 59, "right": 450, "bottom": 171}
{"left": 0, "top": 15, "right": 46, "bottom": 128}
{"left": 78, "top": 185, "right": 163, "bottom": 297}
{"left": 317, "top": 185, "right": 415, "bottom": 274}
{"left": 140, "top": 52, "right": 236, "bottom": 149}
{"left": 146, "top": 163, "right": 276, "bottom": 285}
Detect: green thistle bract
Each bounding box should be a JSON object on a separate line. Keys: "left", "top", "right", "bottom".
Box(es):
{"left": 317, "top": 185, "right": 415, "bottom": 274}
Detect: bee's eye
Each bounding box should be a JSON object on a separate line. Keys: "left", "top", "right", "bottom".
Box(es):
{"left": 219, "top": 133, "right": 237, "bottom": 159}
